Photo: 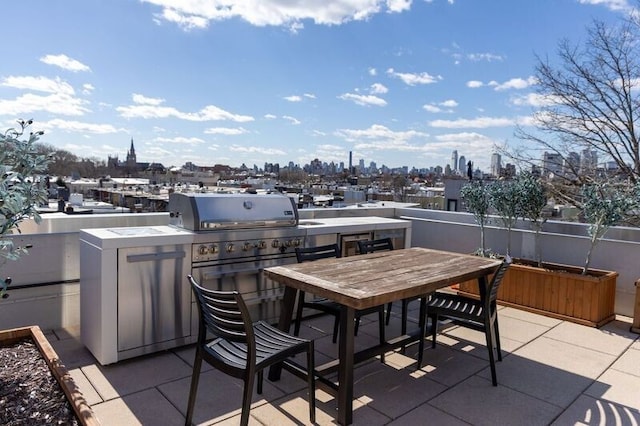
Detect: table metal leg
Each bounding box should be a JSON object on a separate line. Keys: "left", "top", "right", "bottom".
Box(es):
{"left": 338, "top": 305, "right": 355, "bottom": 425}
{"left": 268, "top": 286, "right": 298, "bottom": 381}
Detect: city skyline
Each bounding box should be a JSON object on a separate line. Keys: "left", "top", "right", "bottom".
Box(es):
{"left": 0, "top": 1, "right": 631, "bottom": 172}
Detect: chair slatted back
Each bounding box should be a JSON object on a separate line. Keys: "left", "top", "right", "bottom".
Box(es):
{"left": 486, "top": 259, "right": 511, "bottom": 304}
{"left": 188, "top": 275, "right": 254, "bottom": 345}
{"left": 357, "top": 238, "right": 394, "bottom": 254}
{"left": 295, "top": 243, "right": 341, "bottom": 263}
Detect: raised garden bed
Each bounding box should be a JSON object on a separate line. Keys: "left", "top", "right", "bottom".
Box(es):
{"left": 458, "top": 259, "right": 617, "bottom": 328}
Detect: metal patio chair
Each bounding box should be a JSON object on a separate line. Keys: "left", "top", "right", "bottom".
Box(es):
{"left": 293, "top": 244, "right": 385, "bottom": 361}
{"left": 185, "top": 275, "right": 315, "bottom": 426}
{"left": 426, "top": 258, "right": 511, "bottom": 385}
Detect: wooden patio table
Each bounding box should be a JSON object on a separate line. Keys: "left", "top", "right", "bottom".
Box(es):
{"left": 266, "top": 247, "right": 502, "bottom": 425}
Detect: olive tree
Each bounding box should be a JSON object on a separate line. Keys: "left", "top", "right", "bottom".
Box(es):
{"left": 460, "top": 180, "right": 491, "bottom": 256}
{"left": 1, "top": 120, "right": 50, "bottom": 299}
{"left": 581, "top": 183, "right": 635, "bottom": 274}
{"left": 516, "top": 172, "right": 548, "bottom": 266}
{"left": 488, "top": 179, "right": 521, "bottom": 257}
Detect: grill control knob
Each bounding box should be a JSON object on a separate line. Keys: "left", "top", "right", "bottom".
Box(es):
{"left": 198, "top": 245, "right": 208, "bottom": 255}
{"left": 271, "top": 239, "right": 280, "bottom": 248}
{"left": 207, "top": 245, "right": 217, "bottom": 254}
{"left": 226, "top": 243, "right": 234, "bottom": 253}
{"left": 285, "top": 240, "right": 293, "bottom": 247}
{"left": 257, "top": 240, "right": 266, "bottom": 249}
{"left": 242, "top": 242, "right": 252, "bottom": 251}
{"left": 293, "top": 238, "right": 301, "bottom": 247}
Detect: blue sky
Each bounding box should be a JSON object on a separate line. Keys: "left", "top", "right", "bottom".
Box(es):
{"left": 0, "top": 0, "right": 632, "bottom": 172}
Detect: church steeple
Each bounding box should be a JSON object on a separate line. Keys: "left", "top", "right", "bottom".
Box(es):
{"left": 129, "top": 138, "right": 135, "bottom": 157}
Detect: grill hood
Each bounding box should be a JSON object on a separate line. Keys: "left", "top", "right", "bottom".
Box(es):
{"left": 168, "top": 192, "right": 299, "bottom": 231}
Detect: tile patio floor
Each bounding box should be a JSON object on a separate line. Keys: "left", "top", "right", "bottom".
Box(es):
{"left": 49, "top": 304, "right": 640, "bottom": 425}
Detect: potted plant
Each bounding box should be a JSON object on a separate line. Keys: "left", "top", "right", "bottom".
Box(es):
{"left": 460, "top": 175, "right": 632, "bottom": 327}
{"left": 488, "top": 177, "right": 521, "bottom": 257}
{"left": 0, "top": 120, "right": 99, "bottom": 424}
{"left": 460, "top": 180, "right": 491, "bottom": 256}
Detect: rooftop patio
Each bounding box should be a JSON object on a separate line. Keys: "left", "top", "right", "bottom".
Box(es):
{"left": 48, "top": 300, "right": 639, "bottom": 425}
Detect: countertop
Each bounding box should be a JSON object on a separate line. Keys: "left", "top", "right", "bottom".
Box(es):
{"left": 79, "top": 225, "right": 195, "bottom": 249}
{"left": 297, "top": 216, "right": 410, "bottom": 236}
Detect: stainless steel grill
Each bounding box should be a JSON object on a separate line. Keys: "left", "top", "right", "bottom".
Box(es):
{"left": 168, "top": 192, "right": 306, "bottom": 323}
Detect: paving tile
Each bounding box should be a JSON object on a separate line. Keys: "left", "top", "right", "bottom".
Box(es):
{"left": 585, "top": 369, "right": 640, "bottom": 410}
{"left": 403, "top": 343, "right": 493, "bottom": 387}
{"left": 551, "top": 394, "right": 640, "bottom": 426}
{"left": 389, "top": 402, "right": 470, "bottom": 426}
{"left": 543, "top": 321, "right": 635, "bottom": 356}
{"left": 480, "top": 336, "right": 616, "bottom": 407}
{"left": 68, "top": 367, "right": 103, "bottom": 406}
{"left": 349, "top": 360, "right": 447, "bottom": 419}
{"left": 158, "top": 367, "right": 291, "bottom": 425}
{"left": 82, "top": 351, "right": 193, "bottom": 400}
{"left": 53, "top": 325, "right": 81, "bottom": 340}
{"left": 496, "top": 313, "right": 552, "bottom": 344}
{"left": 610, "top": 346, "right": 640, "bottom": 377}
{"left": 429, "top": 375, "right": 562, "bottom": 426}
{"left": 499, "top": 306, "right": 563, "bottom": 328}
{"left": 91, "top": 388, "right": 184, "bottom": 426}
{"left": 436, "top": 323, "right": 523, "bottom": 360}
{"left": 50, "top": 336, "right": 99, "bottom": 369}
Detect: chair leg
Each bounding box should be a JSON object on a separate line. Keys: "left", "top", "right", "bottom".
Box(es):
{"left": 240, "top": 374, "right": 255, "bottom": 426}
{"left": 294, "top": 291, "right": 305, "bottom": 336}
{"left": 185, "top": 351, "right": 203, "bottom": 426}
{"left": 385, "top": 302, "right": 393, "bottom": 325}
{"left": 494, "top": 312, "right": 502, "bottom": 361}
{"left": 354, "top": 317, "right": 361, "bottom": 335}
{"left": 307, "top": 341, "right": 316, "bottom": 424}
{"left": 257, "top": 370, "right": 263, "bottom": 394}
{"left": 430, "top": 313, "right": 438, "bottom": 348}
{"left": 332, "top": 316, "right": 339, "bottom": 343}
{"left": 417, "top": 297, "right": 427, "bottom": 369}
{"left": 484, "top": 318, "right": 498, "bottom": 386}
{"left": 378, "top": 307, "right": 385, "bottom": 364}
{"left": 400, "top": 300, "right": 409, "bottom": 354}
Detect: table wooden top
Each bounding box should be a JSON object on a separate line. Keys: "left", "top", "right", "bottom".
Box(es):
{"left": 265, "top": 247, "right": 503, "bottom": 310}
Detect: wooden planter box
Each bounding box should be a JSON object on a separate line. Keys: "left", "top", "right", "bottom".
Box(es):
{"left": 458, "top": 260, "right": 618, "bottom": 328}
{"left": 0, "top": 326, "right": 100, "bottom": 426}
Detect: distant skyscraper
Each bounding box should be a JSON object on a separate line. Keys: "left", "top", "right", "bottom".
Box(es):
{"left": 542, "top": 152, "right": 563, "bottom": 178}
{"left": 348, "top": 151, "right": 353, "bottom": 174}
{"left": 458, "top": 155, "right": 466, "bottom": 174}
{"left": 490, "top": 153, "right": 502, "bottom": 177}
{"left": 451, "top": 150, "right": 458, "bottom": 171}
{"left": 581, "top": 149, "right": 597, "bottom": 176}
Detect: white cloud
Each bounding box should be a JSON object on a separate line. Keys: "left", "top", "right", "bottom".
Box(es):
{"left": 229, "top": 145, "right": 286, "bottom": 155}
{"left": 155, "top": 136, "right": 206, "bottom": 145}
{"left": 466, "top": 80, "right": 484, "bottom": 88}
{"left": 369, "top": 67, "right": 377, "bottom": 76}
{"left": 204, "top": 127, "right": 249, "bottom": 135}
{"left": 387, "top": 68, "right": 441, "bottom": 85}
{"left": 370, "top": 83, "right": 388, "bottom": 94}
{"left": 423, "top": 99, "right": 458, "bottom": 113}
{"left": 284, "top": 95, "right": 302, "bottom": 102}
{"left": 0, "top": 92, "right": 89, "bottom": 116}
{"left": 335, "top": 124, "right": 428, "bottom": 151}
{"left": 338, "top": 92, "right": 387, "bottom": 106}
{"left": 578, "top": 0, "right": 631, "bottom": 12}
{"left": 303, "top": 93, "right": 316, "bottom": 99}
{"left": 141, "top": 0, "right": 411, "bottom": 31}
{"left": 264, "top": 113, "right": 277, "bottom": 119}
{"left": 82, "top": 83, "right": 95, "bottom": 95}
{"left": 429, "top": 116, "right": 515, "bottom": 128}
{"left": 282, "top": 115, "right": 301, "bottom": 125}
{"left": 117, "top": 96, "right": 254, "bottom": 122}
{"left": 132, "top": 93, "right": 165, "bottom": 105}
{"left": 40, "top": 54, "right": 91, "bottom": 72}
{"left": 2, "top": 75, "right": 75, "bottom": 95}
{"left": 38, "top": 119, "right": 122, "bottom": 134}
{"left": 494, "top": 76, "right": 537, "bottom": 91}
{"left": 467, "top": 53, "right": 504, "bottom": 62}
{"left": 511, "top": 92, "right": 558, "bottom": 107}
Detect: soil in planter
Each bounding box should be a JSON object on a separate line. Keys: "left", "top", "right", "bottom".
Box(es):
{"left": 0, "top": 338, "right": 79, "bottom": 425}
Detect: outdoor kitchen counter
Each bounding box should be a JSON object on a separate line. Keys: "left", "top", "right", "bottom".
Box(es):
{"left": 297, "top": 216, "right": 410, "bottom": 236}
{"left": 79, "top": 225, "right": 194, "bottom": 249}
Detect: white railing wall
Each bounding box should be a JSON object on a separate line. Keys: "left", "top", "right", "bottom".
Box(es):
{"left": 398, "top": 207, "right": 640, "bottom": 317}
